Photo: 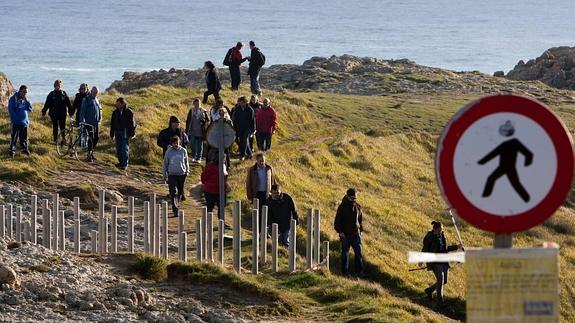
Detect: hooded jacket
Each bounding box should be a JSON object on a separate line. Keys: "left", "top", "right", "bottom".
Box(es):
{"left": 79, "top": 94, "right": 102, "bottom": 125}
{"left": 157, "top": 120, "right": 187, "bottom": 156}
{"left": 334, "top": 196, "right": 363, "bottom": 236}
{"left": 162, "top": 145, "right": 189, "bottom": 177}
{"left": 422, "top": 231, "right": 459, "bottom": 269}
{"left": 8, "top": 92, "right": 33, "bottom": 126}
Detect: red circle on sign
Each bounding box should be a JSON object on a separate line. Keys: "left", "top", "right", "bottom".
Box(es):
{"left": 436, "top": 94, "right": 574, "bottom": 233}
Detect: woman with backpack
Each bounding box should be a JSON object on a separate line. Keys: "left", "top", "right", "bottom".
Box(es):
{"left": 202, "top": 61, "right": 221, "bottom": 104}
{"left": 185, "top": 98, "right": 209, "bottom": 163}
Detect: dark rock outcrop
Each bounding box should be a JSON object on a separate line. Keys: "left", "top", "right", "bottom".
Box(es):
{"left": 0, "top": 72, "right": 14, "bottom": 108}
{"left": 507, "top": 46, "right": 575, "bottom": 89}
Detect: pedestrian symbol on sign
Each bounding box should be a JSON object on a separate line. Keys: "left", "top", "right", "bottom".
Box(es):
{"left": 478, "top": 121, "right": 533, "bottom": 202}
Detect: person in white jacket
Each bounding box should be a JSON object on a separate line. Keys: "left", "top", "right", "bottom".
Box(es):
{"left": 162, "top": 136, "right": 190, "bottom": 216}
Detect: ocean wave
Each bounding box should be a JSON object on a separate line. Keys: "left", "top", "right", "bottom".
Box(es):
{"left": 39, "top": 66, "right": 125, "bottom": 72}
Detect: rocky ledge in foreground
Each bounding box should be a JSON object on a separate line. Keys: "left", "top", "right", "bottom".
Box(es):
{"left": 506, "top": 46, "right": 575, "bottom": 90}
{"left": 107, "top": 54, "right": 574, "bottom": 103}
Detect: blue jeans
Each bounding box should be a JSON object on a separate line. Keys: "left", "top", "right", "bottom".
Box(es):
{"left": 190, "top": 135, "right": 203, "bottom": 160}
{"left": 341, "top": 233, "right": 363, "bottom": 274}
{"left": 238, "top": 129, "right": 252, "bottom": 157}
{"left": 428, "top": 263, "right": 449, "bottom": 300}
{"left": 114, "top": 130, "right": 129, "bottom": 167}
{"left": 256, "top": 132, "right": 273, "bottom": 151}
{"left": 250, "top": 73, "right": 261, "bottom": 94}
{"left": 279, "top": 230, "right": 290, "bottom": 247}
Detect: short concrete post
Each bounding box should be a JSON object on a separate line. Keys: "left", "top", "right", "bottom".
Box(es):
{"left": 111, "top": 206, "right": 118, "bottom": 253}
{"left": 73, "top": 197, "right": 81, "bottom": 253}
{"left": 23, "top": 221, "right": 30, "bottom": 242}
{"left": 31, "top": 195, "right": 37, "bottom": 244}
{"left": 201, "top": 207, "right": 208, "bottom": 261}
{"left": 154, "top": 203, "right": 160, "bottom": 257}
{"left": 59, "top": 211, "right": 65, "bottom": 251}
{"left": 178, "top": 210, "right": 185, "bottom": 259}
{"left": 313, "top": 209, "right": 321, "bottom": 266}
{"left": 180, "top": 232, "right": 187, "bottom": 262}
{"left": 196, "top": 219, "right": 203, "bottom": 262}
{"left": 323, "top": 241, "right": 330, "bottom": 272}
{"left": 252, "top": 209, "right": 259, "bottom": 274}
{"left": 98, "top": 190, "right": 105, "bottom": 254}
{"left": 233, "top": 200, "right": 241, "bottom": 272}
{"left": 306, "top": 209, "right": 313, "bottom": 270}
{"left": 16, "top": 206, "right": 22, "bottom": 242}
{"left": 218, "top": 219, "right": 224, "bottom": 265}
{"left": 162, "top": 201, "right": 168, "bottom": 260}
{"left": 128, "top": 196, "right": 134, "bottom": 253}
{"left": 103, "top": 217, "right": 109, "bottom": 254}
{"left": 253, "top": 198, "right": 260, "bottom": 211}
{"left": 260, "top": 205, "right": 268, "bottom": 264}
{"left": 288, "top": 219, "right": 297, "bottom": 272}
{"left": 0, "top": 205, "right": 5, "bottom": 237}
{"left": 91, "top": 230, "right": 98, "bottom": 253}
{"left": 52, "top": 194, "right": 59, "bottom": 248}
{"left": 207, "top": 212, "right": 214, "bottom": 263}
{"left": 271, "top": 223, "right": 278, "bottom": 273}
{"left": 150, "top": 194, "right": 157, "bottom": 254}
{"left": 143, "top": 201, "right": 150, "bottom": 254}
{"left": 7, "top": 204, "right": 13, "bottom": 239}
{"left": 42, "top": 200, "right": 51, "bottom": 249}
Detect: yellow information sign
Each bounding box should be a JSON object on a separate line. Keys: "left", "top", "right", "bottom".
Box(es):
{"left": 466, "top": 248, "right": 559, "bottom": 323}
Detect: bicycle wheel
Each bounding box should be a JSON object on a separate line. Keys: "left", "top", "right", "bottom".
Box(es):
{"left": 56, "top": 128, "right": 72, "bottom": 157}
{"left": 70, "top": 135, "right": 81, "bottom": 161}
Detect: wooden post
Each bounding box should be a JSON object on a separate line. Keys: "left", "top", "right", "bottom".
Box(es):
{"left": 31, "top": 195, "right": 37, "bottom": 244}
{"left": 73, "top": 197, "right": 81, "bottom": 253}
{"left": 196, "top": 219, "right": 203, "bottom": 262}
{"left": 52, "top": 194, "right": 59, "bottom": 249}
{"left": 162, "top": 201, "right": 168, "bottom": 260}
{"left": 150, "top": 193, "right": 157, "bottom": 254}
{"left": 0, "top": 205, "right": 4, "bottom": 238}
{"left": 252, "top": 209, "right": 259, "bottom": 274}
{"left": 23, "top": 221, "right": 30, "bottom": 242}
{"left": 289, "top": 219, "right": 297, "bottom": 272}
{"left": 16, "top": 206, "right": 22, "bottom": 242}
{"left": 154, "top": 203, "right": 160, "bottom": 257}
{"left": 323, "top": 241, "right": 330, "bottom": 272}
{"left": 253, "top": 198, "right": 260, "bottom": 211}
{"left": 494, "top": 234, "right": 512, "bottom": 248}
{"left": 271, "top": 223, "right": 278, "bottom": 273}
{"left": 111, "top": 206, "right": 118, "bottom": 253}
{"left": 7, "top": 204, "right": 13, "bottom": 239}
{"left": 42, "top": 200, "right": 51, "bottom": 249}
{"left": 143, "top": 201, "right": 150, "bottom": 253}
{"left": 260, "top": 205, "right": 268, "bottom": 264}
{"left": 306, "top": 209, "right": 313, "bottom": 270}
{"left": 313, "top": 209, "right": 321, "bottom": 266}
{"left": 202, "top": 207, "right": 208, "bottom": 261}
{"left": 103, "top": 216, "right": 109, "bottom": 254}
{"left": 91, "top": 230, "right": 98, "bottom": 253}
{"left": 178, "top": 209, "right": 185, "bottom": 259}
{"left": 233, "top": 200, "right": 241, "bottom": 273}
{"left": 98, "top": 190, "right": 105, "bottom": 254}
{"left": 128, "top": 196, "right": 134, "bottom": 253}
{"left": 180, "top": 232, "right": 187, "bottom": 262}
{"left": 58, "top": 211, "right": 65, "bottom": 251}
{"left": 218, "top": 219, "right": 224, "bottom": 265}
{"left": 207, "top": 212, "right": 214, "bottom": 263}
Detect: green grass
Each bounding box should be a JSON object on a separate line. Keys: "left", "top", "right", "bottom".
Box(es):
{"left": 130, "top": 254, "right": 168, "bottom": 282}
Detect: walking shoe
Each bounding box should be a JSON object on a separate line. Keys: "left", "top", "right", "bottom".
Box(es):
{"left": 425, "top": 287, "right": 434, "bottom": 300}
{"left": 181, "top": 195, "right": 186, "bottom": 201}
{"left": 22, "top": 150, "right": 30, "bottom": 156}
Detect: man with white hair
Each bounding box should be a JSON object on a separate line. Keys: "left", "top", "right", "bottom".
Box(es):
{"left": 79, "top": 86, "right": 102, "bottom": 162}
{"left": 255, "top": 98, "right": 277, "bottom": 152}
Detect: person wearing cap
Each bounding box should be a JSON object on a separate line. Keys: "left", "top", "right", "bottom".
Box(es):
{"left": 42, "top": 79, "right": 72, "bottom": 144}
{"left": 110, "top": 97, "right": 136, "bottom": 170}
{"left": 334, "top": 188, "right": 364, "bottom": 276}
{"left": 157, "top": 115, "right": 188, "bottom": 157}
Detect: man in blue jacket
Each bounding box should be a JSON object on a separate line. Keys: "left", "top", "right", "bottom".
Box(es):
{"left": 79, "top": 86, "right": 102, "bottom": 162}
{"left": 8, "top": 85, "right": 33, "bottom": 158}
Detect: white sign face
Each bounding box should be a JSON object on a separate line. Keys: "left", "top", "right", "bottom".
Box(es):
{"left": 453, "top": 112, "right": 557, "bottom": 216}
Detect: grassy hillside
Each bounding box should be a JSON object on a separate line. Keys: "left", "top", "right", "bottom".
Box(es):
{"left": 1, "top": 84, "right": 574, "bottom": 321}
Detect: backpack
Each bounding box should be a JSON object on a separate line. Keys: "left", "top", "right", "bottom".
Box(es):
{"left": 223, "top": 48, "right": 233, "bottom": 67}
{"left": 258, "top": 50, "right": 266, "bottom": 67}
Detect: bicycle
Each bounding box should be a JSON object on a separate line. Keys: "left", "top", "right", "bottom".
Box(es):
{"left": 56, "top": 120, "right": 94, "bottom": 161}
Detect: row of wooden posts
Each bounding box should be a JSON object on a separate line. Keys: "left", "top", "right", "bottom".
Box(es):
{"left": 0, "top": 191, "right": 330, "bottom": 273}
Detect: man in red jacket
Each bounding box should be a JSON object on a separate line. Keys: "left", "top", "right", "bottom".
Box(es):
{"left": 255, "top": 98, "right": 278, "bottom": 152}
{"left": 227, "top": 42, "right": 248, "bottom": 91}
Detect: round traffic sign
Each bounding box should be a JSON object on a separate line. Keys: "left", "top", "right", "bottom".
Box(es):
{"left": 436, "top": 94, "right": 574, "bottom": 233}
{"left": 206, "top": 120, "right": 236, "bottom": 149}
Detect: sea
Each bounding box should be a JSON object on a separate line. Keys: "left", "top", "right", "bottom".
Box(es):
{"left": 1, "top": 0, "right": 574, "bottom": 102}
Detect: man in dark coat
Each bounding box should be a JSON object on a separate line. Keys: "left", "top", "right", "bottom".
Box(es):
{"left": 422, "top": 221, "right": 461, "bottom": 304}
{"left": 157, "top": 116, "right": 187, "bottom": 157}
{"left": 42, "top": 79, "right": 72, "bottom": 143}
{"left": 70, "top": 83, "right": 89, "bottom": 124}
{"left": 247, "top": 40, "right": 265, "bottom": 95}
{"left": 334, "top": 188, "right": 364, "bottom": 276}
{"left": 202, "top": 61, "right": 221, "bottom": 104}
{"left": 110, "top": 97, "right": 136, "bottom": 170}
{"left": 231, "top": 96, "right": 255, "bottom": 159}
{"left": 267, "top": 184, "right": 298, "bottom": 246}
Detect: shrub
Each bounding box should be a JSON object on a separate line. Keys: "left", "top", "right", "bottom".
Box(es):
{"left": 130, "top": 254, "right": 167, "bottom": 282}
